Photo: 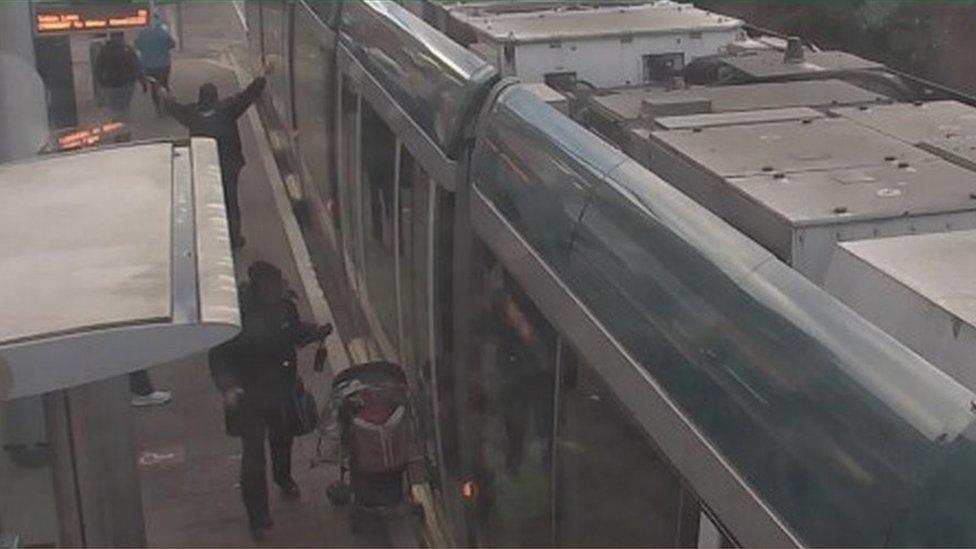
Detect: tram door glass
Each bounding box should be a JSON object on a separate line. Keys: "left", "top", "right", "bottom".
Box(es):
{"left": 261, "top": 1, "right": 290, "bottom": 125}
{"left": 434, "top": 191, "right": 460, "bottom": 479}
{"left": 293, "top": 10, "right": 337, "bottom": 225}
{"left": 554, "top": 344, "right": 685, "bottom": 547}
{"left": 360, "top": 101, "right": 399, "bottom": 351}
{"left": 397, "top": 148, "right": 440, "bottom": 487}
{"left": 337, "top": 76, "right": 361, "bottom": 291}
{"left": 469, "top": 240, "right": 557, "bottom": 546}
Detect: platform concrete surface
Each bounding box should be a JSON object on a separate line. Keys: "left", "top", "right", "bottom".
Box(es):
{"left": 78, "top": 3, "right": 403, "bottom": 546}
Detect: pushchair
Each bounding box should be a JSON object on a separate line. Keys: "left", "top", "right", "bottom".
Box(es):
{"left": 320, "top": 361, "right": 412, "bottom": 530}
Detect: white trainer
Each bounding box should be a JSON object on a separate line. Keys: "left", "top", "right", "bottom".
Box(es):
{"left": 131, "top": 391, "right": 172, "bottom": 408}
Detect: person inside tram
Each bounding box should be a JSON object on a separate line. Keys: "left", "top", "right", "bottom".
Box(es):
{"left": 155, "top": 64, "right": 273, "bottom": 249}
{"left": 493, "top": 275, "right": 554, "bottom": 475}
{"left": 208, "top": 261, "right": 331, "bottom": 540}
{"left": 94, "top": 32, "right": 145, "bottom": 122}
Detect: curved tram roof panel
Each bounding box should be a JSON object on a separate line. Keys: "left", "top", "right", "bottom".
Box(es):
{"left": 0, "top": 139, "right": 240, "bottom": 399}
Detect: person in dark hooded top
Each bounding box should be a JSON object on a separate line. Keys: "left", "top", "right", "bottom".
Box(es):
{"left": 209, "top": 260, "right": 331, "bottom": 540}
{"left": 156, "top": 66, "right": 270, "bottom": 248}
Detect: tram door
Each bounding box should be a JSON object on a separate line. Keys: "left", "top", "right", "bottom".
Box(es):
{"left": 337, "top": 73, "right": 363, "bottom": 295}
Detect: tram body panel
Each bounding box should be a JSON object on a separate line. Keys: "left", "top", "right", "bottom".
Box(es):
{"left": 338, "top": 0, "right": 497, "bottom": 157}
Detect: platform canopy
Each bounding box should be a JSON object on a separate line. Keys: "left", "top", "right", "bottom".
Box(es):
{"left": 0, "top": 139, "right": 240, "bottom": 399}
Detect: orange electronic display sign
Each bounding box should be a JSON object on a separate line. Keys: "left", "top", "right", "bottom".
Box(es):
{"left": 34, "top": 3, "right": 150, "bottom": 35}
{"left": 57, "top": 122, "right": 127, "bottom": 151}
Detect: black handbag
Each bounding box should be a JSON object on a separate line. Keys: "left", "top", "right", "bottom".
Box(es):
{"left": 283, "top": 377, "right": 318, "bottom": 436}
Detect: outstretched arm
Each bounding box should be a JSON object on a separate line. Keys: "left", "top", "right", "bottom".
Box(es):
{"left": 283, "top": 300, "right": 332, "bottom": 348}
{"left": 224, "top": 76, "right": 267, "bottom": 120}
{"left": 155, "top": 85, "right": 195, "bottom": 128}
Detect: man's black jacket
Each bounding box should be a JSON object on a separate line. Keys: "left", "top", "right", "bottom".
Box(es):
{"left": 165, "top": 77, "right": 266, "bottom": 175}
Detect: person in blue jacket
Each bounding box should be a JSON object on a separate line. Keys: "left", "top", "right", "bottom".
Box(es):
{"left": 135, "top": 13, "right": 176, "bottom": 118}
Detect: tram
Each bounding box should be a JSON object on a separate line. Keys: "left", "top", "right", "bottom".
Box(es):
{"left": 242, "top": 2, "right": 976, "bottom": 546}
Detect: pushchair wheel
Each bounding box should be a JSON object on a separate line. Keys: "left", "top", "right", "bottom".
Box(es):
{"left": 327, "top": 481, "right": 351, "bottom": 506}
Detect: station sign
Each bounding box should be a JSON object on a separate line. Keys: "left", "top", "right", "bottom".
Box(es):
{"left": 33, "top": 2, "right": 150, "bottom": 35}
{"left": 55, "top": 121, "right": 127, "bottom": 151}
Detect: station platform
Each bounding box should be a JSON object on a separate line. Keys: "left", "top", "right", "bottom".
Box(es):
{"left": 67, "top": 4, "right": 420, "bottom": 546}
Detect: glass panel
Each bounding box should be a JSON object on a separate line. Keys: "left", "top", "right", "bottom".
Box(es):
{"left": 338, "top": 77, "right": 361, "bottom": 289}
{"left": 468, "top": 240, "right": 557, "bottom": 547}
{"left": 0, "top": 396, "right": 58, "bottom": 547}
{"left": 293, "top": 7, "right": 337, "bottom": 224}
{"left": 339, "top": 1, "right": 496, "bottom": 155}
{"left": 569, "top": 159, "right": 976, "bottom": 546}
{"left": 261, "top": 2, "right": 290, "bottom": 125}
{"left": 360, "top": 101, "right": 399, "bottom": 349}
{"left": 472, "top": 86, "right": 628, "bottom": 269}
{"left": 245, "top": 1, "right": 262, "bottom": 67}
{"left": 433, "top": 191, "right": 460, "bottom": 480}
{"left": 397, "top": 147, "right": 438, "bottom": 486}
{"left": 555, "top": 344, "right": 685, "bottom": 547}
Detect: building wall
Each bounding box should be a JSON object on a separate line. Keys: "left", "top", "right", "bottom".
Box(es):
{"left": 507, "top": 29, "right": 740, "bottom": 88}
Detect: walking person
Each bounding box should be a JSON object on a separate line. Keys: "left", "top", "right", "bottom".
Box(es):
{"left": 157, "top": 65, "right": 271, "bottom": 249}
{"left": 94, "top": 32, "right": 144, "bottom": 121}
{"left": 209, "top": 261, "right": 331, "bottom": 540}
{"left": 135, "top": 13, "right": 176, "bottom": 118}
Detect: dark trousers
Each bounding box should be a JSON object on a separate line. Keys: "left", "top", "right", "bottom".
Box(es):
{"left": 222, "top": 163, "right": 243, "bottom": 245}
{"left": 239, "top": 400, "right": 294, "bottom": 526}
{"left": 129, "top": 370, "right": 154, "bottom": 396}
{"left": 145, "top": 65, "right": 171, "bottom": 115}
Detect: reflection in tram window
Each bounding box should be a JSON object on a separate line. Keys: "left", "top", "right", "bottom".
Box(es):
{"left": 360, "top": 101, "right": 399, "bottom": 350}
{"left": 469, "top": 241, "right": 557, "bottom": 547}
{"left": 555, "top": 344, "right": 686, "bottom": 547}
{"left": 338, "top": 77, "right": 360, "bottom": 278}
{"left": 261, "top": 1, "right": 290, "bottom": 126}
{"left": 397, "top": 148, "right": 439, "bottom": 487}
{"left": 293, "top": 8, "right": 337, "bottom": 225}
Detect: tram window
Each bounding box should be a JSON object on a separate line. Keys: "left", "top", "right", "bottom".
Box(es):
{"left": 338, "top": 77, "right": 360, "bottom": 277}
{"left": 468, "top": 240, "right": 557, "bottom": 547}
{"left": 434, "top": 191, "right": 460, "bottom": 479}
{"left": 554, "top": 344, "right": 687, "bottom": 547}
{"left": 293, "top": 13, "right": 336, "bottom": 224}
{"left": 261, "top": 2, "right": 290, "bottom": 125}
{"left": 360, "top": 100, "right": 399, "bottom": 350}
{"left": 397, "top": 147, "right": 439, "bottom": 485}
